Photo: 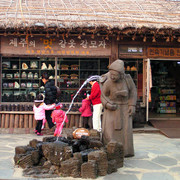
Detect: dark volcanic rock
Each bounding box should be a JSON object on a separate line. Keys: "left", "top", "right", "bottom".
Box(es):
{"left": 88, "top": 150, "right": 108, "bottom": 176}
{"left": 60, "top": 157, "right": 82, "bottom": 178}
{"left": 107, "top": 159, "right": 117, "bottom": 174}
{"left": 81, "top": 160, "right": 97, "bottom": 179}
{"left": 106, "top": 141, "right": 124, "bottom": 168}
{"left": 42, "top": 141, "right": 72, "bottom": 166}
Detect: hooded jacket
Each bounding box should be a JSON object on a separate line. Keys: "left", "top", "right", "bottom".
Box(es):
{"left": 79, "top": 99, "right": 92, "bottom": 117}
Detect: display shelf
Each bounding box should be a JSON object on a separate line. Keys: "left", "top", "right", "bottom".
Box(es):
{"left": 1, "top": 57, "right": 109, "bottom": 102}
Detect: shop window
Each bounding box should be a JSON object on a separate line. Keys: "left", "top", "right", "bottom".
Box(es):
{"left": 150, "top": 60, "right": 178, "bottom": 115}
{"left": 1, "top": 57, "right": 109, "bottom": 102}
{"left": 122, "top": 59, "right": 143, "bottom": 101}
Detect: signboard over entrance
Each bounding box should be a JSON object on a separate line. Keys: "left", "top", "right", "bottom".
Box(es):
{"left": 147, "top": 47, "right": 180, "bottom": 58}
{"left": 0, "top": 36, "right": 111, "bottom": 56}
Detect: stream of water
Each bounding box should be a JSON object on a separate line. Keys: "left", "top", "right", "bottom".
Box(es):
{"left": 56, "top": 75, "right": 101, "bottom": 140}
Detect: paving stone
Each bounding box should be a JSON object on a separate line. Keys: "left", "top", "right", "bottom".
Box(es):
{"left": 104, "top": 173, "right": 138, "bottom": 180}
{"left": 125, "top": 159, "right": 165, "bottom": 170}
{"left": 152, "top": 156, "right": 177, "bottom": 166}
{"left": 169, "top": 166, "right": 180, "bottom": 173}
{"left": 0, "top": 168, "right": 14, "bottom": 179}
{"left": 133, "top": 151, "right": 149, "bottom": 159}
{"left": 141, "top": 172, "right": 174, "bottom": 180}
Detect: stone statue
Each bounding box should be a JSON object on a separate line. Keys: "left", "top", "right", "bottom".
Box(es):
{"left": 100, "top": 59, "right": 137, "bottom": 157}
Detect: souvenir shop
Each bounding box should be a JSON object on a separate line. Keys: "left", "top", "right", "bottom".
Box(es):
{"left": 0, "top": 36, "right": 111, "bottom": 105}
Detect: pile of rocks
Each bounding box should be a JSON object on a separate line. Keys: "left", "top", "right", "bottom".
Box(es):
{"left": 14, "top": 130, "right": 124, "bottom": 179}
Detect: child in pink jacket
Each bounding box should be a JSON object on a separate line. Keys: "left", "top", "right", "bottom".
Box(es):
{"left": 52, "top": 103, "right": 68, "bottom": 137}
{"left": 79, "top": 99, "right": 92, "bottom": 129}
{"left": 33, "top": 94, "right": 55, "bottom": 136}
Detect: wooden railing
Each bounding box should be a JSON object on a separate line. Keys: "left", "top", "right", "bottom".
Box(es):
{"left": 0, "top": 111, "right": 84, "bottom": 129}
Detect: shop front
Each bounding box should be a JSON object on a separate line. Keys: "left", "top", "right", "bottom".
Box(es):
{"left": 0, "top": 36, "right": 111, "bottom": 104}
{"left": 0, "top": 35, "right": 111, "bottom": 130}
{"left": 118, "top": 45, "right": 180, "bottom": 125}
{"left": 147, "top": 47, "right": 180, "bottom": 120}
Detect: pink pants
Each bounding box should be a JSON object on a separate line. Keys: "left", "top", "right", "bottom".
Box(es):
{"left": 54, "top": 123, "right": 63, "bottom": 136}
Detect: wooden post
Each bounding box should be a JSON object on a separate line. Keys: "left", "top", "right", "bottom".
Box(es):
{"left": 4, "top": 114, "right": 10, "bottom": 128}
{"left": 19, "top": 115, "right": 24, "bottom": 128}
{"left": 75, "top": 114, "right": 80, "bottom": 128}
{"left": 1, "top": 114, "right": 5, "bottom": 128}
{"left": 33, "top": 116, "right": 36, "bottom": 128}
{"left": 79, "top": 116, "right": 83, "bottom": 128}
{"left": 70, "top": 115, "right": 75, "bottom": 128}
{"left": 24, "top": 115, "right": 29, "bottom": 128}
{"left": 14, "top": 114, "right": 19, "bottom": 128}
{"left": 29, "top": 114, "right": 33, "bottom": 128}
{"left": 9, "top": 114, "right": 14, "bottom": 128}
{"left": 66, "top": 114, "right": 71, "bottom": 128}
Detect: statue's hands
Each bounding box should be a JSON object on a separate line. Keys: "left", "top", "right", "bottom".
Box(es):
{"left": 106, "top": 103, "right": 117, "bottom": 111}
{"left": 128, "top": 105, "right": 135, "bottom": 116}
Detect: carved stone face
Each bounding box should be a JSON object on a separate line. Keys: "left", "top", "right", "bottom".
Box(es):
{"left": 110, "top": 70, "right": 125, "bottom": 82}
{"left": 110, "top": 70, "right": 120, "bottom": 82}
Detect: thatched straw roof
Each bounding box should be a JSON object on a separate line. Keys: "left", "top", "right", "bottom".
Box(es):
{"left": 0, "top": 0, "right": 179, "bottom": 31}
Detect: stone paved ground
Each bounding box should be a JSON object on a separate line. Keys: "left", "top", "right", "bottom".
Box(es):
{"left": 0, "top": 133, "right": 180, "bottom": 180}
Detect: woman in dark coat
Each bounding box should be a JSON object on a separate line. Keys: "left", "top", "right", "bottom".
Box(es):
{"left": 41, "top": 72, "right": 57, "bottom": 129}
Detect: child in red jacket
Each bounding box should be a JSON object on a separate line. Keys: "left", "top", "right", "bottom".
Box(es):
{"left": 52, "top": 103, "right": 68, "bottom": 137}
{"left": 79, "top": 99, "right": 92, "bottom": 129}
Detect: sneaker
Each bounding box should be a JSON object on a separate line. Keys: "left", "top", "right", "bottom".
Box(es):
{"left": 37, "top": 132, "right": 43, "bottom": 136}
{"left": 33, "top": 129, "right": 37, "bottom": 133}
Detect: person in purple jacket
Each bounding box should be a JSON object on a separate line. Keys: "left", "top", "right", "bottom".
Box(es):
{"left": 33, "top": 94, "right": 55, "bottom": 136}
{"left": 79, "top": 98, "right": 92, "bottom": 129}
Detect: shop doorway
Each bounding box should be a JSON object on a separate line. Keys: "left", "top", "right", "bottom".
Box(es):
{"left": 149, "top": 60, "right": 180, "bottom": 119}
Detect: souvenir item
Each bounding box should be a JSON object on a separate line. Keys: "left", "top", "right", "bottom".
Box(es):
{"left": 71, "top": 64, "right": 79, "bottom": 70}
{"left": 6, "top": 74, "right": 13, "bottom": 79}
{"left": 41, "top": 62, "right": 47, "bottom": 70}
{"left": 131, "top": 66, "right": 137, "bottom": 71}
{"left": 34, "top": 73, "right": 38, "bottom": 79}
{"left": 2, "top": 73, "right": 5, "bottom": 78}
{"left": 30, "top": 91, "right": 36, "bottom": 97}
{"left": 61, "top": 64, "right": 69, "bottom": 70}
{"left": 40, "top": 86, "right": 45, "bottom": 90}
{"left": 33, "top": 83, "right": 39, "bottom": 88}
{"left": 14, "top": 82, "right": 20, "bottom": 88}
{"left": 49, "top": 76, "right": 54, "bottom": 79}
{"left": 60, "top": 74, "right": 69, "bottom": 79}
{"left": 21, "top": 72, "right": 27, "bottom": 78}
{"left": 14, "top": 72, "right": 20, "bottom": 78}
{"left": 70, "top": 74, "right": 78, "bottom": 79}
{"left": 2, "top": 61, "right": 10, "bottom": 69}
{"left": 27, "top": 82, "right": 32, "bottom": 88}
{"left": 12, "top": 64, "right": 18, "bottom": 69}
{"left": 126, "top": 66, "right": 130, "bottom": 71}
{"left": 22, "top": 63, "right": 28, "bottom": 70}
{"left": 3, "top": 83, "right": 8, "bottom": 88}
{"left": 28, "top": 72, "right": 33, "bottom": 79}
{"left": 30, "top": 61, "right": 38, "bottom": 69}
{"left": 48, "top": 64, "right": 53, "bottom": 70}
{"left": 8, "top": 83, "right": 14, "bottom": 88}
{"left": 21, "top": 83, "right": 26, "bottom": 88}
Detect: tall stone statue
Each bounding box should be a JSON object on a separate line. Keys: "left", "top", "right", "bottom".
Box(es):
{"left": 100, "top": 59, "right": 137, "bottom": 157}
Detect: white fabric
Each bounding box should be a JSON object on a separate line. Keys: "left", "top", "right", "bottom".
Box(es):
{"left": 92, "top": 103, "right": 103, "bottom": 131}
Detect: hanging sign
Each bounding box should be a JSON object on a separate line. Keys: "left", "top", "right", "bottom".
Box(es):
{"left": 147, "top": 47, "right": 180, "bottom": 58}
{"left": 119, "top": 45, "right": 143, "bottom": 54}
{"left": 0, "top": 36, "right": 111, "bottom": 56}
